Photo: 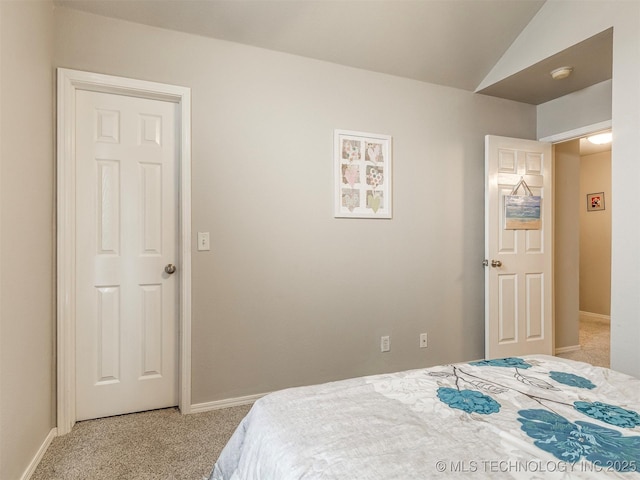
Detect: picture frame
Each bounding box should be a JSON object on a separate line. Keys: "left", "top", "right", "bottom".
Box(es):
{"left": 587, "top": 192, "right": 605, "bottom": 212}
{"left": 334, "top": 130, "right": 392, "bottom": 219}
{"left": 504, "top": 194, "right": 542, "bottom": 230}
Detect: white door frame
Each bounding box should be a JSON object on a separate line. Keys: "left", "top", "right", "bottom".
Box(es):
{"left": 540, "top": 119, "right": 612, "bottom": 356}
{"left": 56, "top": 68, "right": 192, "bottom": 435}
{"left": 538, "top": 120, "right": 612, "bottom": 144}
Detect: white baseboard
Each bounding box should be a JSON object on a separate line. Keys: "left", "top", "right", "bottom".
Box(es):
{"left": 555, "top": 345, "right": 581, "bottom": 354}
{"left": 21, "top": 427, "right": 56, "bottom": 480}
{"left": 190, "top": 392, "right": 268, "bottom": 414}
{"left": 579, "top": 311, "right": 611, "bottom": 323}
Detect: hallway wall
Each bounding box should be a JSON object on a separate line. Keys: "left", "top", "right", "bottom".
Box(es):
{"left": 554, "top": 140, "right": 581, "bottom": 349}
{"left": 580, "top": 150, "right": 612, "bottom": 316}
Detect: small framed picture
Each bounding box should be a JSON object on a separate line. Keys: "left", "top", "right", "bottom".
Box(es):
{"left": 587, "top": 192, "right": 605, "bottom": 212}
{"left": 334, "top": 130, "right": 392, "bottom": 219}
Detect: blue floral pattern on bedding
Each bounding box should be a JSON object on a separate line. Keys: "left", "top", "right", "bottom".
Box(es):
{"left": 436, "top": 387, "right": 500, "bottom": 414}
{"left": 431, "top": 357, "right": 640, "bottom": 472}
{"left": 549, "top": 370, "right": 596, "bottom": 389}
{"left": 518, "top": 409, "right": 640, "bottom": 472}
{"left": 470, "top": 357, "right": 532, "bottom": 369}
{"left": 574, "top": 401, "right": 640, "bottom": 428}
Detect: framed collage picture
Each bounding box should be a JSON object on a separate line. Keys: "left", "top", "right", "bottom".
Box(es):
{"left": 334, "top": 130, "right": 392, "bottom": 219}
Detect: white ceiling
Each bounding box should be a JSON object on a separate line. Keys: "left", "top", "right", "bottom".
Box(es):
{"left": 56, "top": 0, "right": 613, "bottom": 106}
{"left": 56, "top": 0, "right": 545, "bottom": 93}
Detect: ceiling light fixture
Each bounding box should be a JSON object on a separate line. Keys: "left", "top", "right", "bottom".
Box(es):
{"left": 587, "top": 132, "right": 613, "bottom": 145}
{"left": 550, "top": 66, "right": 574, "bottom": 80}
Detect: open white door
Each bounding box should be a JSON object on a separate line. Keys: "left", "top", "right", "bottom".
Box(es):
{"left": 485, "top": 135, "right": 553, "bottom": 359}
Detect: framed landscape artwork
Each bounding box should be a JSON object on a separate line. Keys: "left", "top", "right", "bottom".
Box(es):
{"left": 334, "top": 130, "right": 392, "bottom": 219}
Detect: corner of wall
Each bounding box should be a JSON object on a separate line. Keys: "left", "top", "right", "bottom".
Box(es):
{"left": 0, "top": 1, "right": 57, "bottom": 479}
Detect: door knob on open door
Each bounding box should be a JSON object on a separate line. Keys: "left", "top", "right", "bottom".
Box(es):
{"left": 165, "top": 264, "right": 176, "bottom": 274}
{"left": 491, "top": 260, "right": 502, "bottom": 268}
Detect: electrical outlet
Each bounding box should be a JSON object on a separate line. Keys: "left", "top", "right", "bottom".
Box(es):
{"left": 420, "top": 333, "right": 428, "bottom": 348}
{"left": 381, "top": 336, "right": 390, "bottom": 352}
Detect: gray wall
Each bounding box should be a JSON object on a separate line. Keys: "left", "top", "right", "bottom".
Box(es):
{"left": 537, "top": 80, "right": 611, "bottom": 140}
{"left": 0, "top": 1, "right": 55, "bottom": 479}
{"left": 54, "top": 7, "right": 536, "bottom": 404}
{"left": 554, "top": 141, "right": 581, "bottom": 349}
{"left": 580, "top": 151, "right": 612, "bottom": 316}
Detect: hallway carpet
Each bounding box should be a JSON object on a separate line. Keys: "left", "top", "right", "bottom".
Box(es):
{"left": 556, "top": 316, "right": 610, "bottom": 368}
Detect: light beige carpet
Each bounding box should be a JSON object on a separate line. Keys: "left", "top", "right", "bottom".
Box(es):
{"left": 32, "top": 404, "right": 251, "bottom": 480}
{"left": 556, "top": 317, "right": 610, "bottom": 368}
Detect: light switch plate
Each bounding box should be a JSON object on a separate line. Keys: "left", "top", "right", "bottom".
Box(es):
{"left": 197, "top": 232, "right": 210, "bottom": 251}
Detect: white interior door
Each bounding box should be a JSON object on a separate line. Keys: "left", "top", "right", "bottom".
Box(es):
{"left": 485, "top": 135, "right": 553, "bottom": 359}
{"left": 75, "top": 89, "right": 178, "bottom": 421}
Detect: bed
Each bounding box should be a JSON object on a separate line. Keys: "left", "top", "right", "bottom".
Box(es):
{"left": 210, "top": 355, "right": 640, "bottom": 479}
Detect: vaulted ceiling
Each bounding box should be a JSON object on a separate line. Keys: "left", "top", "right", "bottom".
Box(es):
{"left": 56, "top": 0, "right": 612, "bottom": 106}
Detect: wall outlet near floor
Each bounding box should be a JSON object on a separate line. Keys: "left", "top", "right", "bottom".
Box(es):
{"left": 420, "top": 333, "right": 428, "bottom": 348}
{"left": 381, "top": 336, "right": 390, "bottom": 352}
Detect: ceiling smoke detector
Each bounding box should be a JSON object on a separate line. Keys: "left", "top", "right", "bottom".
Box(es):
{"left": 550, "top": 66, "right": 574, "bottom": 80}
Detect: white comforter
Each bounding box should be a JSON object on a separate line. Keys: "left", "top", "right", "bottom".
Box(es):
{"left": 210, "top": 355, "right": 640, "bottom": 479}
